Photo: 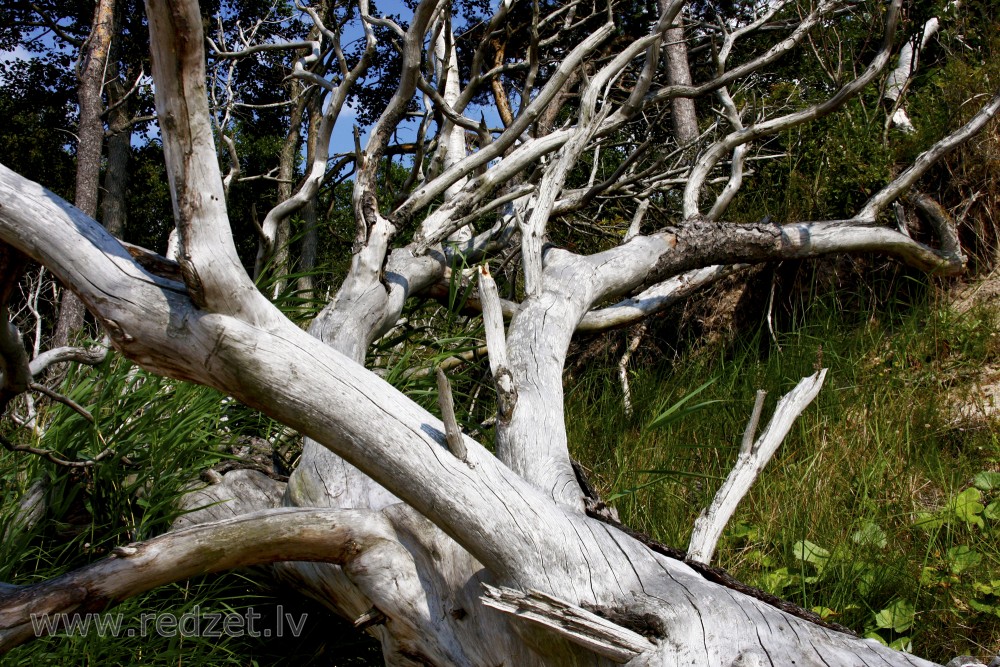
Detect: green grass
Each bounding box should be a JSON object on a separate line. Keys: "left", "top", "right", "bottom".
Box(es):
{"left": 567, "top": 276, "right": 1000, "bottom": 662}
{"left": 0, "top": 358, "right": 381, "bottom": 665}
{"left": 5, "top": 270, "right": 1000, "bottom": 664}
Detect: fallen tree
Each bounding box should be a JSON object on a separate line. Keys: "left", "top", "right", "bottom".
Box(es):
{"left": 1, "top": 0, "right": 999, "bottom": 663}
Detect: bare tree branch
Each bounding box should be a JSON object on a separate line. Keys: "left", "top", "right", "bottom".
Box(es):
{"left": 0, "top": 507, "right": 399, "bottom": 652}
{"left": 687, "top": 372, "right": 827, "bottom": 565}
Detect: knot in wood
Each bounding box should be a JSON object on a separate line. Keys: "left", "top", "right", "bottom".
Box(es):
{"left": 494, "top": 367, "right": 517, "bottom": 424}
{"left": 178, "top": 256, "right": 207, "bottom": 308}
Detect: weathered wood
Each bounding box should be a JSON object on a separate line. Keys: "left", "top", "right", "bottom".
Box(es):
{"left": 0, "top": 507, "right": 398, "bottom": 652}
{"left": 436, "top": 368, "right": 468, "bottom": 461}
{"left": 481, "top": 584, "right": 656, "bottom": 663}
{"left": 688, "top": 372, "right": 825, "bottom": 565}
{"left": 6, "top": 0, "right": 1000, "bottom": 661}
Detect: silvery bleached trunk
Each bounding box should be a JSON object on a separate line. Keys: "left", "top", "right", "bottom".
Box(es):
{"left": 2, "top": 0, "right": 1000, "bottom": 664}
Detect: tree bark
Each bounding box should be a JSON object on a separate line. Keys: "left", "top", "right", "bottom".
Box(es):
{"left": 101, "top": 73, "right": 131, "bottom": 239}
{"left": 658, "top": 3, "right": 698, "bottom": 147}
{"left": 52, "top": 0, "right": 117, "bottom": 349}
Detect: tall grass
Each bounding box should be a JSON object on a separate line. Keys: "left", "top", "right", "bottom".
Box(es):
{"left": 568, "top": 277, "right": 1000, "bottom": 661}
{"left": 0, "top": 358, "right": 381, "bottom": 665}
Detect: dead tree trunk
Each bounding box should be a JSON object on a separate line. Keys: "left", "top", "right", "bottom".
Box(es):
{"left": 2, "top": 0, "right": 999, "bottom": 664}
{"left": 52, "top": 0, "right": 116, "bottom": 348}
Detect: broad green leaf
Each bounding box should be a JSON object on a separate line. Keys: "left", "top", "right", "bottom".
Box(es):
{"left": 973, "top": 580, "right": 998, "bottom": 595}
{"left": 973, "top": 471, "right": 1000, "bottom": 491}
{"left": 811, "top": 606, "right": 837, "bottom": 619}
{"left": 863, "top": 631, "right": 887, "bottom": 645}
{"left": 794, "top": 539, "right": 831, "bottom": 572}
{"left": 985, "top": 501, "right": 1000, "bottom": 521}
{"left": 761, "top": 567, "right": 798, "bottom": 595}
{"left": 968, "top": 599, "right": 1000, "bottom": 617}
{"left": 854, "top": 569, "right": 878, "bottom": 596}
{"left": 946, "top": 545, "right": 982, "bottom": 574}
{"left": 874, "top": 599, "right": 915, "bottom": 633}
{"left": 851, "top": 521, "right": 887, "bottom": 549}
{"left": 950, "top": 487, "right": 985, "bottom": 528}
{"left": 889, "top": 636, "right": 912, "bottom": 652}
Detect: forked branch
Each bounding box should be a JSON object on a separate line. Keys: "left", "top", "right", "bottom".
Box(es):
{"left": 687, "top": 370, "right": 827, "bottom": 565}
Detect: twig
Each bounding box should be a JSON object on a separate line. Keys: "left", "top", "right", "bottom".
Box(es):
{"left": 618, "top": 322, "right": 646, "bottom": 416}
{"left": 28, "top": 383, "right": 95, "bottom": 423}
{"left": 0, "top": 432, "right": 108, "bottom": 468}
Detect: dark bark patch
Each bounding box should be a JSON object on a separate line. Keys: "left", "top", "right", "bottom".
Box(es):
{"left": 581, "top": 603, "right": 667, "bottom": 640}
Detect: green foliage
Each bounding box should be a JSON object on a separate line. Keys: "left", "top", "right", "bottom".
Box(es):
{"left": 645, "top": 378, "right": 721, "bottom": 432}
{"left": 726, "top": 93, "right": 895, "bottom": 224}
{"left": 567, "top": 277, "right": 1000, "bottom": 663}
{"left": 0, "top": 358, "right": 380, "bottom": 664}
{"left": 0, "top": 57, "right": 78, "bottom": 202}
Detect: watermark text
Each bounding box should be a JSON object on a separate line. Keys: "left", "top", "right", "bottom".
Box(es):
{"left": 30, "top": 605, "right": 308, "bottom": 639}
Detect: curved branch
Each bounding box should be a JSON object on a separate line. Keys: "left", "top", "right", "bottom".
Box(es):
{"left": 394, "top": 23, "right": 614, "bottom": 221}
{"left": 577, "top": 265, "right": 739, "bottom": 332}
{"left": 257, "top": 0, "right": 379, "bottom": 265}
{"left": 683, "top": 0, "right": 902, "bottom": 219}
{"left": 859, "top": 86, "right": 1000, "bottom": 221}
{"left": 28, "top": 339, "right": 109, "bottom": 377}
{"left": 0, "top": 507, "right": 396, "bottom": 652}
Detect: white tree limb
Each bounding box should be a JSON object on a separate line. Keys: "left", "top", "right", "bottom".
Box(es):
{"left": 0, "top": 507, "right": 398, "bottom": 652}
{"left": 687, "top": 371, "right": 827, "bottom": 565}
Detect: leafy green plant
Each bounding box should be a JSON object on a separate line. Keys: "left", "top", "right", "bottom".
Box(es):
{"left": 1, "top": 358, "right": 380, "bottom": 664}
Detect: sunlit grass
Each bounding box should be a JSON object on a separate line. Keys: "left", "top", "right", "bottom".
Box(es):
{"left": 568, "top": 276, "right": 1000, "bottom": 662}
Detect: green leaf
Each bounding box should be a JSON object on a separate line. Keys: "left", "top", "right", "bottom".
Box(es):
{"left": 874, "top": 600, "right": 915, "bottom": 633}
{"left": 855, "top": 569, "right": 877, "bottom": 596}
{"left": 888, "top": 636, "right": 912, "bottom": 652}
{"left": 913, "top": 511, "right": 944, "bottom": 530}
{"left": 920, "top": 566, "right": 942, "bottom": 587}
{"left": 811, "top": 606, "right": 837, "bottom": 619}
{"left": 863, "top": 631, "right": 887, "bottom": 645}
{"left": 973, "top": 471, "right": 1000, "bottom": 491}
{"left": 985, "top": 501, "right": 1000, "bottom": 521}
{"left": 968, "top": 599, "right": 1000, "bottom": 617}
{"left": 972, "top": 580, "right": 998, "bottom": 595}
{"left": 729, "top": 521, "right": 759, "bottom": 540}
{"left": 851, "top": 521, "right": 887, "bottom": 549}
{"left": 949, "top": 487, "right": 985, "bottom": 528}
{"left": 793, "top": 539, "right": 831, "bottom": 572}
{"left": 761, "top": 567, "right": 798, "bottom": 595}
{"left": 946, "top": 545, "right": 982, "bottom": 574}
